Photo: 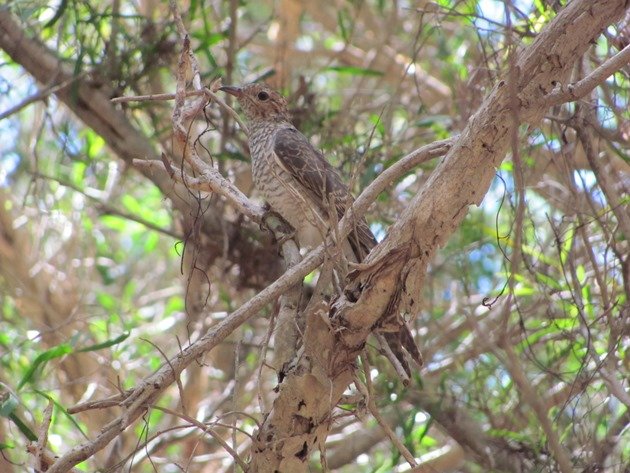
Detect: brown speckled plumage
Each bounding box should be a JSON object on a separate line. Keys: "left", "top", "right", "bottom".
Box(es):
{"left": 221, "top": 83, "right": 376, "bottom": 261}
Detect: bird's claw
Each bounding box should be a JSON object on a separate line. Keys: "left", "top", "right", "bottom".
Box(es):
{"left": 275, "top": 230, "right": 297, "bottom": 246}
{"left": 260, "top": 207, "right": 296, "bottom": 246}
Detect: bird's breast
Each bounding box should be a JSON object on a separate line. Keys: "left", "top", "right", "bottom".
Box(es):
{"left": 249, "top": 128, "right": 325, "bottom": 249}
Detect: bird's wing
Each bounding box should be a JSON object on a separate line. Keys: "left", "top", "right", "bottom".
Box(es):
{"left": 273, "top": 127, "right": 377, "bottom": 261}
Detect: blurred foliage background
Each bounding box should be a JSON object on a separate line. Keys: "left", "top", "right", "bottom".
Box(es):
{"left": 0, "top": 0, "right": 628, "bottom": 471}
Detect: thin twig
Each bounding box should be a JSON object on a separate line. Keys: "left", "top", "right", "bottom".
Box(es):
{"left": 503, "top": 0, "right": 525, "bottom": 336}
{"left": 544, "top": 42, "right": 630, "bottom": 107}
{"left": 498, "top": 343, "right": 574, "bottom": 473}
{"left": 0, "top": 73, "right": 87, "bottom": 120}
{"left": 141, "top": 338, "right": 188, "bottom": 417}
{"left": 152, "top": 406, "right": 249, "bottom": 470}
{"left": 205, "top": 87, "right": 249, "bottom": 134}
{"left": 374, "top": 333, "right": 411, "bottom": 385}
{"left": 35, "top": 400, "right": 54, "bottom": 471}
{"left": 110, "top": 90, "right": 206, "bottom": 103}
{"left": 169, "top": 0, "right": 202, "bottom": 90}
{"left": 68, "top": 390, "right": 131, "bottom": 414}
{"left": 360, "top": 354, "right": 417, "bottom": 468}
{"left": 30, "top": 171, "right": 181, "bottom": 239}
{"left": 133, "top": 159, "right": 265, "bottom": 221}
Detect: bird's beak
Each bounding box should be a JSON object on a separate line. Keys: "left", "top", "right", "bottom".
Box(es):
{"left": 219, "top": 85, "right": 243, "bottom": 98}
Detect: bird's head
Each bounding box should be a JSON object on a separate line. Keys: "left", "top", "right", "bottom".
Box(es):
{"left": 219, "top": 83, "right": 290, "bottom": 122}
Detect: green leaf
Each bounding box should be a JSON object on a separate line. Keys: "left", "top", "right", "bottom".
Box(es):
{"left": 368, "top": 113, "right": 386, "bottom": 136}
{"left": 513, "top": 284, "right": 535, "bottom": 296}
{"left": 337, "top": 9, "right": 351, "bottom": 42}
{"left": 552, "top": 317, "right": 577, "bottom": 330}
{"left": 488, "top": 428, "right": 531, "bottom": 442}
{"left": 77, "top": 332, "right": 130, "bottom": 353}
{"left": 582, "top": 284, "right": 593, "bottom": 318}
{"left": 413, "top": 413, "right": 434, "bottom": 444}
{"left": 192, "top": 31, "right": 228, "bottom": 49}
{"left": 144, "top": 231, "right": 159, "bottom": 252}
{"left": 165, "top": 295, "right": 184, "bottom": 315}
{"left": 100, "top": 214, "right": 127, "bottom": 232}
{"left": 84, "top": 131, "right": 105, "bottom": 159}
{"left": 17, "top": 343, "right": 73, "bottom": 391}
{"left": 500, "top": 160, "right": 514, "bottom": 172}
{"left": 576, "top": 264, "right": 586, "bottom": 285}
{"left": 325, "top": 66, "right": 383, "bottom": 77}
{"left": 415, "top": 115, "right": 453, "bottom": 128}
{"left": 560, "top": 226, "right": 575, "bottom": 267}
{"left": 121, "top": 194, "right": 143, "bottom": 215}
{"left": 70, "top": 161, "right": 87, "bottom": 185}
{"left": 535, "top": 271, "right": 563, "bottom": 290}
{"left": 9, "top": 412, "right": 37, "bottom": 442}
{"left": 517, "top": 324, "right": 557, "bottom": 349}
{"left": 97, "top": 291, "right": 116, "bottom": 311}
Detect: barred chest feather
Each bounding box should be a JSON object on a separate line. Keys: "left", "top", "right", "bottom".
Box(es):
{"left": 248, "top": 121, "right": 325, "bottom": 249}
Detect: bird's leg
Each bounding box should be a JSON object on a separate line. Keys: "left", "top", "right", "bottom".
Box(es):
{"left": 260, "top": 203, "right": 296, "bottom": 246}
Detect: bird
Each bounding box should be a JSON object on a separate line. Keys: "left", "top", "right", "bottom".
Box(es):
{"left": 219, "top": 82, "right": 375, "bottom": 262}
{"left": 220, "top": 82, "right": 422, "bottom": 376}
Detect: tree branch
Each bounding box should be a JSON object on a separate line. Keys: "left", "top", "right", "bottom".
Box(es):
{"left": 544, "top": 42, "right": 630, "bottom": 107}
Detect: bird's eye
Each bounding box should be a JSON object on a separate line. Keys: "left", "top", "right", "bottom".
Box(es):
{"left": 257, "top": 91, "right": 269, "bottom": 101}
